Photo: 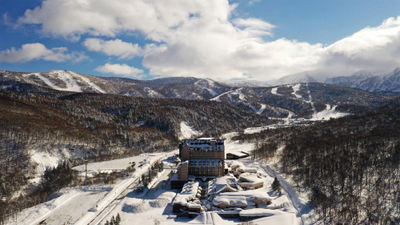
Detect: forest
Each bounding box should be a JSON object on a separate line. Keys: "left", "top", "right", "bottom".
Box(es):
{"left": 0, "top": 88, "right": 271, "bottom": 223}
{"left": 233, "top": 101, "right": 400, "bottom": 224}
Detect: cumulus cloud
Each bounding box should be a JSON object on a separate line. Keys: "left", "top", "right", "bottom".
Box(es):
{"left": 83, "top": 38, "right": 142, "bottom": 59}
{"left": 16, "top": 0, "right": 400, "bottom": 81}
{"left": 0, "top": 43, "right": 85, "bottom": 63}
{"left": 95, "top": 63, "right": 144, "bottom": 78}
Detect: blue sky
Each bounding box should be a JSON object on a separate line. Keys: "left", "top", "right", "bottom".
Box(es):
{"left": 1, "top": 0, "right": 400, "bottom": 81}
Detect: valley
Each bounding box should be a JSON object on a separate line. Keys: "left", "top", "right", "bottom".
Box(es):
{"left": 0, "top": 69, "right": 399, "bottom": 225}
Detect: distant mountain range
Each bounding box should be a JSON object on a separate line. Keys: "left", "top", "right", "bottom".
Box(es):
{"left": 0, "top": 69, "right": 396, "bottom": 120}
{"left": 326, "top": 68, "right": 400, "bottom": 95}
{"left": 269, "top": 68, "right": 400, "bottom": 95}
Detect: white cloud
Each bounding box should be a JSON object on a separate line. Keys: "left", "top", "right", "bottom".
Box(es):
{"left": 16, "top": 0, "right": 400, "bottom": 81}
{"left": 83, "top": 38, "right": 142, "bottom": 59}
{"left": 0, "top": 43, "right": 85, "bottom": 63}
{"left": 232, "top": 18, "right": 275, "bottom": 37}
{"left": 249, "top": 0, "right": 262, "bottom": 6}
{"left": 95, "top": 63, "right": 144, "bottom": 78}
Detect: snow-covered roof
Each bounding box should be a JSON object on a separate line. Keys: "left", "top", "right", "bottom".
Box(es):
{"left": 239, "top": 173, "right": 263, "bottom": 183}
{"left": 239, "top": 208, "right": 284, "bottom": 217}
{"left": 173, "top": 181, "right": 202, "bottom": 207}
{"left": 207, "top": 176, "right": 238, "bottom": 195}
{"left": 213, "top": 195, "right": 248, "bottom": 208}
{"left": 250, "top": 212, "right": 297, "bottom": 225}
{"left": 187, "top": 212, "right": 231, "bottom": 225}
{"left": 181, "top": 139, "right": 224, "bottom": 145}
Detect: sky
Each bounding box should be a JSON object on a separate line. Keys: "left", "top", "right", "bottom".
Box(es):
{"left": 1, "top": 0, "right": 400, "bottom": 81}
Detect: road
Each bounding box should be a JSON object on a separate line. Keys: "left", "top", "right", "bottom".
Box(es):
{"left": 87, "top": 162, "right": 175, "bottom": 225}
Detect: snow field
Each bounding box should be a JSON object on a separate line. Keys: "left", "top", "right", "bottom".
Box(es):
{"left": 6, "top": 189, "right": 81, "bottom": 225}
{"left": 271, "top": 87, "right": 282, "bottom": 96}
{"left": 310, "top": 104, "right": 349, "bottom": 121}
{"left": 291, "top": 84, "right": 302, "bottom": 99}
{"left": 257, "top": 104, "right": 266, "bottom": 115}
{"left": 32, "top": 71, "right": 106, "bottom": 93}
{"left": 75, "top": 150, "right": 177, "bottom": 225}
{"left": 179, "top": 121, "right": 202, "bottom": 139}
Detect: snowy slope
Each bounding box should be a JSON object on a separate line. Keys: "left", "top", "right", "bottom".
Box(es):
{"left": 310, "top": 104, "right": 349, "bottom": 121}
{"left": 179, "top": 122, "right": 202, "bottom": 139}
{"left": 34, "top": 71, "right": 82, "bottom": 92}
{"left": 326, "top": 68, "right": 400, "bottom": 94}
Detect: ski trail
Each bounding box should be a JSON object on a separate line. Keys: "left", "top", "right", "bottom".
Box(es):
{"left": 271, "top": 87, "right": 282, "bottom": 96}
{"left": 305, "top": 83, "right": 316, "bottom": 114}
{"left": 291, "top": 84, "right": 302, "bottom": 99}
{"left": 256, "top": 104, "right": 266, "bottom": 115}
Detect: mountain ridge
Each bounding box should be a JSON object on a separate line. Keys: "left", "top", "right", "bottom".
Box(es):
{"left": 0, "top": 69, "right": 395, "bottom": 120}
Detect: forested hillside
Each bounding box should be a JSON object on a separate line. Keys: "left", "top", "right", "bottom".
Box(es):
{"left": 233, "top": 101, "right": 400, "bottom": 224}
{"left": 0, "top": 88, "right": 271, "bottom": 219}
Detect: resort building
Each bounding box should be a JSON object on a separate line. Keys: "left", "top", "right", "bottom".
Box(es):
{"left": 177, "top": 138, "right": 225, "bottom": 180}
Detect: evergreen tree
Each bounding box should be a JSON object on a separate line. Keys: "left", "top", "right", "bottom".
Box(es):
{"left": 111, "top": 215, "right": 115, "bottom": 225}
{"left": 272, "top": 177, "right": 282, "bottom": 196}
{"left": 116, "top": 213, "right": 121, "bottom": 225}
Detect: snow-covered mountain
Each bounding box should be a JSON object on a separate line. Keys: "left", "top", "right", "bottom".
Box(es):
{"left": 210, "top": 83, "right": 392, "bottom": 119}
{"left": 0, "top": 70, "right": 230, "bottom": 100}
{"left": 268, "top": 71, "right": 322, "bottom": 86}
{"left": 326, "top": 68, "right": 400, "bottom": 95}
{"left": 0, "top": 69, "right": 394, "bottom": 120}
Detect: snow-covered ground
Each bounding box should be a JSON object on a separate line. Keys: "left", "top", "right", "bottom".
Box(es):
{"left": 179, "top": 121, "right": 202, "bottom": 139}
{"left": 5, "top": 150, "right": 177, "bottom": 225}
{"left": 92, "top": 133, "right": 307, "bottom": 225}
{"left": 270, "top": 87, "right": 282, "bottom": 96}
{"left": 31, "top": 71, "right": 106, "bottom": 93}
{"left": 210, "top": 88, "right": 244, "bottom": 102}
{"left": 291, "top": 84, "right": 302, "bottom": 99}
{"left": 223, "top": 132, "right": 315, "bottom": 225}
{"left": 256, "top": 104, "right": 266, "bottom": 115}
{"left": 310, "top": 104, "right": 349, "bottom": 121}
{"left": 7, "top": 126, "right": 315, "bottom": 225}
{"left": 73, "top": 153, "right": 161, "bottom": 177}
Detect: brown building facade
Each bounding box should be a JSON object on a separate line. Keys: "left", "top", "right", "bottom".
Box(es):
{"left": 178, "top": 139, "right": 225, "bottom": 179}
